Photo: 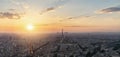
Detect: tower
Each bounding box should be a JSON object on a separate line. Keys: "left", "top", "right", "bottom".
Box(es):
{"left": 61, "top": 29, "right": 64, "bottom": 38}
{"left": 60, "top": 29, "right": 64, "bottom": 43}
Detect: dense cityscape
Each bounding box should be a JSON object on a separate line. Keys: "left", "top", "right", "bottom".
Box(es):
{"left": 0, "top": 32, "right": 120, "bottom": 57}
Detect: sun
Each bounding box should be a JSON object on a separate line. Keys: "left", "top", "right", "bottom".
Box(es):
{"left": 26, "top": 24, "right": 34, "bottom": 31}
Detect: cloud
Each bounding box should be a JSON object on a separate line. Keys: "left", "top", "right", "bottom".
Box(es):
{"left": 59, "top": 15, "right": 91, "bottom": 22}
{"left": 64, "top": 25, "right": 97, "bottom": 28}
{"left": 67, "top": 16, "right": 90, "bottom": 20}
{"left": 40, "top": 0, "right": 69, "bottom": 15}
{"left": 8, "top": 9, "right": 16, "bottom": 11}
{"left": 0, "top": 11, "right": 22, "bottom": 19}
{"left": 96, "top": 6, "right": 120, "bottom": 14}
{"left": 40, "top": 7, "right": 60, "bottom": 15}
{"left": 10, "top": 0, "right": 30, "bottom": 12}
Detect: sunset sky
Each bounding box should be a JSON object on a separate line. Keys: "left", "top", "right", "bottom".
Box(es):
{"left": 0, "top": 0, "right": 120, "bottom": 32}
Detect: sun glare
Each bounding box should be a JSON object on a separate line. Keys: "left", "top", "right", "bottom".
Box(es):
{"left": 26, "top": 24, "right": 34, "bottom": 31}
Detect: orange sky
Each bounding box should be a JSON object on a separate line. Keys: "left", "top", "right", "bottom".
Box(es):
{"left": 0, "top": 0, "right": 120, "bottom": 33}
{"left": 0, "top": 24, "right": 119, "bottom": 33}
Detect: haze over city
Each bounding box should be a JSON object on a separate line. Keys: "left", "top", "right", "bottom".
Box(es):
{"left": 1, "top": 0, "right": 120, "bottom": 57}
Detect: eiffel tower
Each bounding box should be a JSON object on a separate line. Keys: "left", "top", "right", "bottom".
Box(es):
{"left": 59, "top": 29, "right": 75, "bottom": 44}
{"left": 51, "top": 29, "right": 78, "bottom": 57}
